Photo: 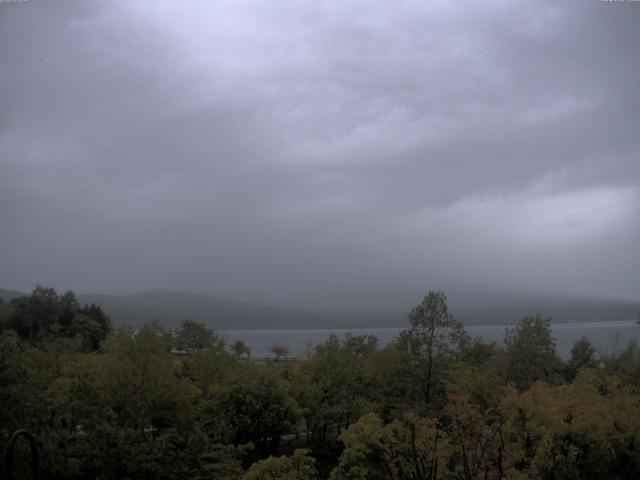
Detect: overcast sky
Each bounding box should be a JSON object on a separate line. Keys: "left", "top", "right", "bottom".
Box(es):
{"left": 1, "top": 0, "right": 639, "bottom": 309}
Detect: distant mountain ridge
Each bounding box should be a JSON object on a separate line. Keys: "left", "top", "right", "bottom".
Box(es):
{"left": 0, "top": 288, "right": 403, "bottom": 329}
{"left": 1, "top": 287, "right": 637, "bottom": 330}
{"left": 0, "top": 289, "right": 26, "bottom": 301}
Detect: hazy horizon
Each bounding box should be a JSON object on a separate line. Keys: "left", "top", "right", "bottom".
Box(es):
{"left": 2, "top": 1, "right": 639, "bottom": 310}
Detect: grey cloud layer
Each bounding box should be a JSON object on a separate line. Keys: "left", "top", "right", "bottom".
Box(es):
{"left": 1, "top": 0, "right": 639, "bottom": 308}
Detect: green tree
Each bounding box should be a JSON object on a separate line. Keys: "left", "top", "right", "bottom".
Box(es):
{"left": 222, "top": 365, "right": 299, "bottom": 456}
{"left": 194, "top": 441, "right": 250, "bottom": 480}
{"left": 329, "top": 413, "right": 391, "bottom": 480}
{"left": 78, "top": 302, "right": 112, "bottom": 350}
{"left": 0, "top": 298, "right": 13, "bottom": 331}
{"left": 602, "top": 338, "right": 640, "bottom": 388}
{"left": 331, "top": 412, "right": 442, "bottom": 480}
{"left": 4, "top": 286, "right": 111, "bottom": 350}
{"left": 230, "top": 339, "right": 251, "bottom": 359}
{"left": 565, "top": 336, "right": 597, "bottom": 382}
{"left": 99, "top": 323, "right": 197, "bottom": 431}
{"left": 8, "top": 285, "right": 60, "bottom": 340}
{"left": 175, "top": 319, "right": 217, "bottom": 352}
{"left": 402, "top": 291, "right": 469, "bottom": 405}
{"left": 0, "top": 331, "right": 35, "bottom": 431}
{"left": 290, "top": 334, "right": 378, "bottom": 445}
{"left": 243, "top": 449, "right": 318, "bottom": 480}
{"left": 504, "top": 315, "right": 562, "bottom": 390}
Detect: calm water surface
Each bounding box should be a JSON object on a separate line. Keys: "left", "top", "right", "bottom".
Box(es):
{"left": 220, "top": 321, "right": 640, "bottom": 359}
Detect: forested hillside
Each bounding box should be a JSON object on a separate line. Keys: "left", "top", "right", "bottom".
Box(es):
{"left": 2, "top": 287, "right": 640, "bottom": 479}
{"left": 1, "top": 287, "right": 636, "bottom": 330}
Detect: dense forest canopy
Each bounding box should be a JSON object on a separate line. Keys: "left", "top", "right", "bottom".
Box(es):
{"left": 1, "top": 287, "right": 640, "bottom": 479}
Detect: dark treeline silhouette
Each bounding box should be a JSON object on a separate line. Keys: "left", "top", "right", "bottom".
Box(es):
{"left": 1, "top": 286, "right": 640, "bottom": 479}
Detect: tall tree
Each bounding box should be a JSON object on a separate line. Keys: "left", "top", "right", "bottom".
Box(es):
{"left": 504, "top": 315, "right": 562, "bottom": 390}
{"left": 78, "top": 303, "right": 112, "bottom": 350}
{"left": 565, "top": 336, "right": 597, "bottom": 382}
{"left": 402, "top": 291, "right": 469, "bottom": 405}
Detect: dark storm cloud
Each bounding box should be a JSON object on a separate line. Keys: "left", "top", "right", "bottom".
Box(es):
{"left": 1, "top": 0, "right": 639, "bottom": 308}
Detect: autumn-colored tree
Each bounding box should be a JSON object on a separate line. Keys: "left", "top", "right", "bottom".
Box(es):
{"left": 500, "top": 372, "right": 640, "bottom": 479}
{"left": 4, "top": 286, "right": 640, "bottom": 480}
{"left": 444, "top": 395, "right": 504, "bottom": 480}
{"left": 271, "top": 343, "right": 290, "bottom": 360}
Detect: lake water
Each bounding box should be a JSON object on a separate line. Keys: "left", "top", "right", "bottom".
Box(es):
{"left": 220, "top": 321, "right": 640, "bottom": 359}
